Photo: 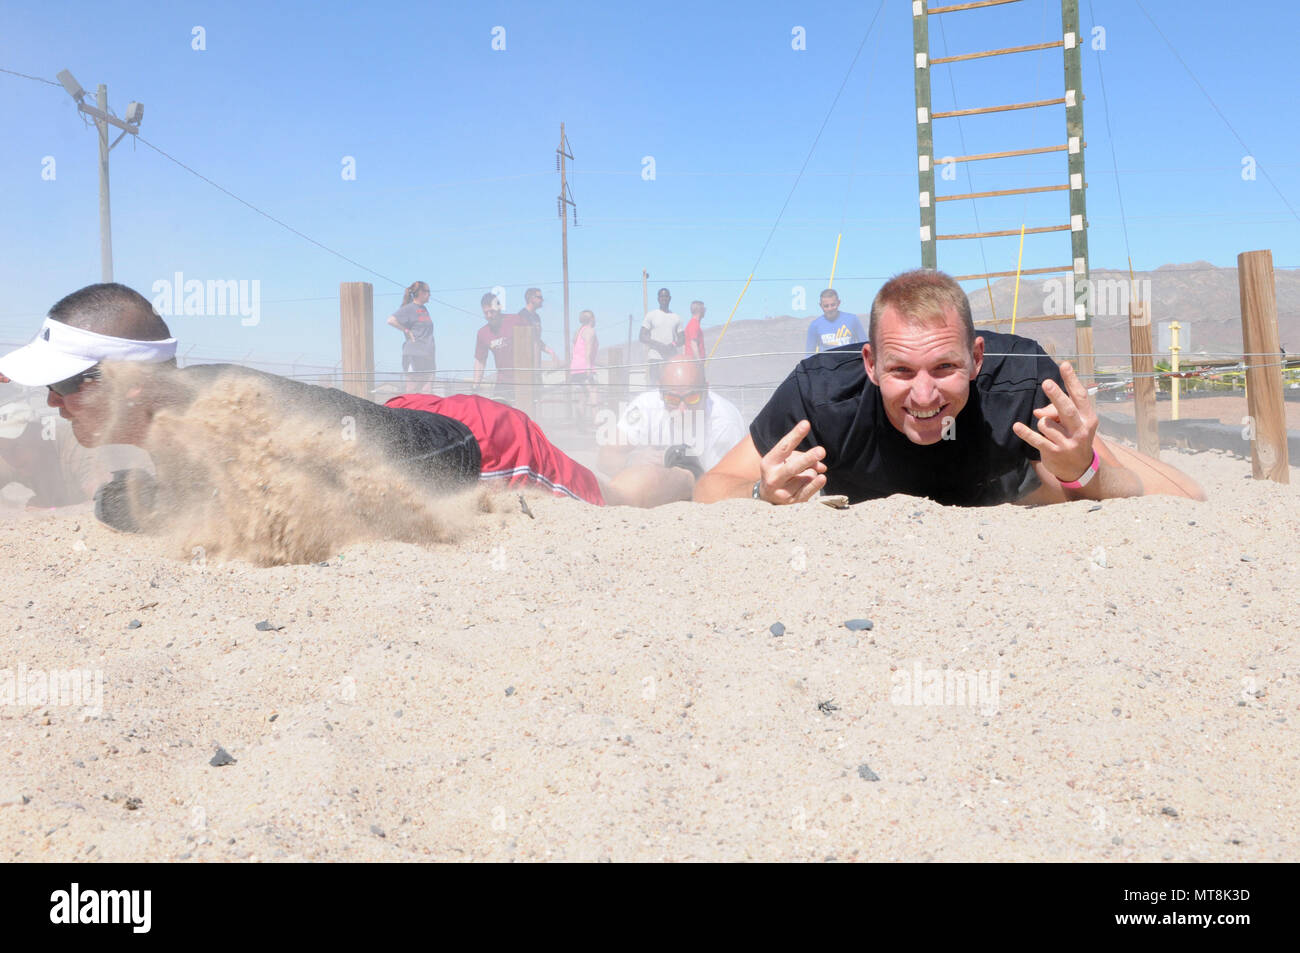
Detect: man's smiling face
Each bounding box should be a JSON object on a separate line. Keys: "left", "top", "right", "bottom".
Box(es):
{"left": 863, "top": 304, "right": 984, "bottom": 446}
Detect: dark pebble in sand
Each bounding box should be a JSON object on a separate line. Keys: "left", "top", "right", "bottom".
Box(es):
{"left": 1161, "top": 806, "right": 1179, "bottom": 818}
{"left": 126, "top": 620, "right": 141, "bottom": 629}
{"left": 124, "top": 797, "right": 141, "bottom": 811}
{"left": 254, "top": 620, "right": 283, "bottom": 632}
{"left": 1241, "top": 555, "right": 1255, "bottom": 562}
{"left": 209, "top": 747, "right": 236, "bottom": 768}
{"left": 844, "top": 619, "right": 873, "bottom": 631}
{"left": 370, "top": 824, "right": 386, "bottom": 838}
{"left": 770, "top": 623, "right": 785, "bottom": 637}
{"left": 505, "top": 686, "right": 515, "bottom": 696}
{"left": 1112, "top": 708, "right": 1121, "bottom": 716}
{"left": 857, "top": 764, "right": 880, "bottom": 782}
{"left": 1088, "top": 505, "right": 1102, "bottom": 513}
{"left": 316, "top": 561, "right": 330, "bottom": 567}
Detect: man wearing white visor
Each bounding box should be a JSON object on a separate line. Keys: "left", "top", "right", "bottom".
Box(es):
{"left": 0, "top": 284, "right": 636, "bottom": 536}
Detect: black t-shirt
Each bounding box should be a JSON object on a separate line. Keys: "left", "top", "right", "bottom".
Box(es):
{"left": 749, "top": 331, "right": 1064, "bottom": 506}
{"left": 175, "top": 364, "right": 480, "bottom": 490}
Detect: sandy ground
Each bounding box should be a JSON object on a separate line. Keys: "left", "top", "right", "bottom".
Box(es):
{"left": 1, "top": 447, "right": 1297, "bottom": 863}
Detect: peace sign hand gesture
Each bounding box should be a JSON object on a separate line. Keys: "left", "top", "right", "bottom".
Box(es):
{"left": 757, "top": 419, "right": 828, "bottom": 504}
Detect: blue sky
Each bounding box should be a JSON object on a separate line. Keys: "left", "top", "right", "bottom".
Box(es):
{"left": 2, "top": 0, "right": 1296, "bottom": 377}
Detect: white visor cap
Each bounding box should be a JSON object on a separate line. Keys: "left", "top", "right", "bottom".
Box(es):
{"left": 0, "top": 318, "right": 178, "bottom": 387}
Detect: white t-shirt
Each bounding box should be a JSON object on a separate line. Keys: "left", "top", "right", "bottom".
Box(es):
{"left": 641, "top": 309, "right": 682, "bottom": 362}
{"left": 616, "top": 390, "right": 747, "bottom": 472}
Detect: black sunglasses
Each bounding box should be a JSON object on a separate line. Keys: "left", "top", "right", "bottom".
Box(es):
{"left": 48, "top": 365, "right": 102, "bottom": 397}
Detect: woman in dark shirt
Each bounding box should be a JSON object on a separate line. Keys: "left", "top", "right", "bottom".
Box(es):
{"left": 387, "top": 281, "right": 437, "bottom": 394}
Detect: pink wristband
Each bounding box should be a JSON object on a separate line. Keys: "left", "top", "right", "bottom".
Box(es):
{"left": 1059, "top": 449, "right": 1100, "bottom": 489}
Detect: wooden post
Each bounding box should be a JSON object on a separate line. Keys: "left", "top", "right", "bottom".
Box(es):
{"left": 339, "top": 282, "right": 374, "bottom": 400}
{"left": 912, "top": 1, "right": 936, "bottom": 269}
{"left": 606, "top": 346, "right": 624, "bottom": 407}
{"left": 514, "top": 321, "right": 536, "bottom": 418}
{"left": 1238, "top": 249, "right": 1290, "bottom": 483}
{"left": 1128, "top": 298, "right": 1160, "bottom": 456}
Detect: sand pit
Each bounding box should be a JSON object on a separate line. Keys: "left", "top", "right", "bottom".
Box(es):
{"left": 1, "top": 447, "right": 1296, "bottom": 862}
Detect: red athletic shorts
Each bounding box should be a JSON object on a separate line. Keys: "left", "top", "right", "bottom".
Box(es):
{"left": 385, "top": 393, "right": 605, "bottom": 505}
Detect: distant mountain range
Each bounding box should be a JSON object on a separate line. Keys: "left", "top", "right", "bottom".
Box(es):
{"left": 697, "top": 261, "right": 1298, "bottom": 413}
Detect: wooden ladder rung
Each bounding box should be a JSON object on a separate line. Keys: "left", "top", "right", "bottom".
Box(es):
{"left": 933, "top": 97, "right": 1067, "bottom": 120}
{"left": 953, "top": 265, "right": 1074, "bottom": 281}
{"left": 974, "top": 313, "right": 1074, "bottom": 327}
{"left": 931, "top": 40, "right": 1063, "bottom": 65}
{"left": 938, "top": 184, "right": 1071, "bottom": 202}
{"left": 948, "top": 143, "right": 1075, "bottom": 164}
{"left": 928, "top": 0, "right": 1022, "bottom": 14}
{"left": 938, "top": 224, "right": 1072, "bottom": 241}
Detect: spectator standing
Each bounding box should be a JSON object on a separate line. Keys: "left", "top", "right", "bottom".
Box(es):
{"left": 387, "top": 280, "right": 437, "bottom": 393}
{"left": 569, "top": 309, "right": 599, "bottom": 426}
{"left": 517, "top": 287, "right": 558, "bottom": 390}
{"left": 683, "top": 300, "right": 706, "bottom": 360}
{"left": 472, "top": 292, "right": 521, "bottom": 402}
{"left": 805, "top": 288, "right": 866, "bottom": 355}
{"left": 640, "top": 287, "right": 684, "bottom": 384}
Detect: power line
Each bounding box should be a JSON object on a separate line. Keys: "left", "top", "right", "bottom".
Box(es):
{"left": 0, "top": 63, "right": 480, "bottom": 317}
{"left": 133, "top": 135, "right": 477, "bottom": 317}
{"left": 1133, "top": 0, "right": 1300, "bottom": 225}
{"left": 0, "top": 66, "right": 58, "bottom": 86}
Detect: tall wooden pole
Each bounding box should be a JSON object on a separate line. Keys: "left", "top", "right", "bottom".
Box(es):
{"left": 339, "top": 282, "right": 374, "bottom": 399}
{"left": 912, "top": 1, "right": 936, "bottom": 269}
{"left": 1063, "top": 0, "right": 1095, "bottom": 393}
{"left": 1238, "top": 249, "right": 1290, "bottom": 483}
{"left": 1128, "top": 292, "right": 1160, "bottom": 456}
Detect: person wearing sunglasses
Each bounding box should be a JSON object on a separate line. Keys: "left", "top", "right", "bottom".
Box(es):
{"left": 596, "top": 356, "right": 746, "bottom": 506}
{"left": 0, "top": 283, "right": 649, "bottom": 537}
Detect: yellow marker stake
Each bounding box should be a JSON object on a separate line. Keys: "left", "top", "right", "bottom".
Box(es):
{"left": 1170, "top": 320, "right": 1182, "bottom": 421}
{"left": 707, "top": 273, "right": 754, "bottom": 362}
{"left": 1010, "top": 223, "right": 1026, "bottom": 335}
{"left": 828, "top": 233, "right": 843, "bottom": 289}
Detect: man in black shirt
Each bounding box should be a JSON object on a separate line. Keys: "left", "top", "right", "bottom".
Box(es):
{"left": 695, "top": 269, "right": 1203, "bottom": 506}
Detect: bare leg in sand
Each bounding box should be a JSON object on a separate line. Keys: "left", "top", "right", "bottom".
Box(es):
{"left": 1017, "top": 436, "right": 1207, "bottom": 504}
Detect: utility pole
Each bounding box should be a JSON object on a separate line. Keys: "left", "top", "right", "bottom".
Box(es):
{"left": 96, "top": 85, "right": 113, "bottom": 280}
{"left": 557, "top": 123, "right": 575, "bottom": 367}
{"left": 56, "top": 70, "right": 143, "bottom": 283}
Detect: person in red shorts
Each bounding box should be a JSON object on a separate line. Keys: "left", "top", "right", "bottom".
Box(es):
{"left": 386, "top": 392, "right": 605, "bottom": 505}
{"left": 0, "top": 284, "right": 656, "bottom": 530}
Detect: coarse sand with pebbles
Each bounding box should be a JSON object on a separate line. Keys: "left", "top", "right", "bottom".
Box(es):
{"left": 0, "top": 446, "right": 1296, "bottom": 862}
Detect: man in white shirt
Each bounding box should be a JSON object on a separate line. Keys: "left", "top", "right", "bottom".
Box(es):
{"left": 639, "top": 287, "right": 684, "bottom": 384}
{"left": 597, "top": 357, "right": 746, "bottom": 505}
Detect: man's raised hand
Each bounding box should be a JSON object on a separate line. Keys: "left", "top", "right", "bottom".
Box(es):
{"left": 1012, "top": 361, "right": 1098, "bottom": 484}
{"left": 758, "top": 419, "right": 828, "bottom": 504}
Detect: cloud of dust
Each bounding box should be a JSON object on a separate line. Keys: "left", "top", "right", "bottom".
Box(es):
{"left": 100, "top": 364, "right": 493, "bottom": 566}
